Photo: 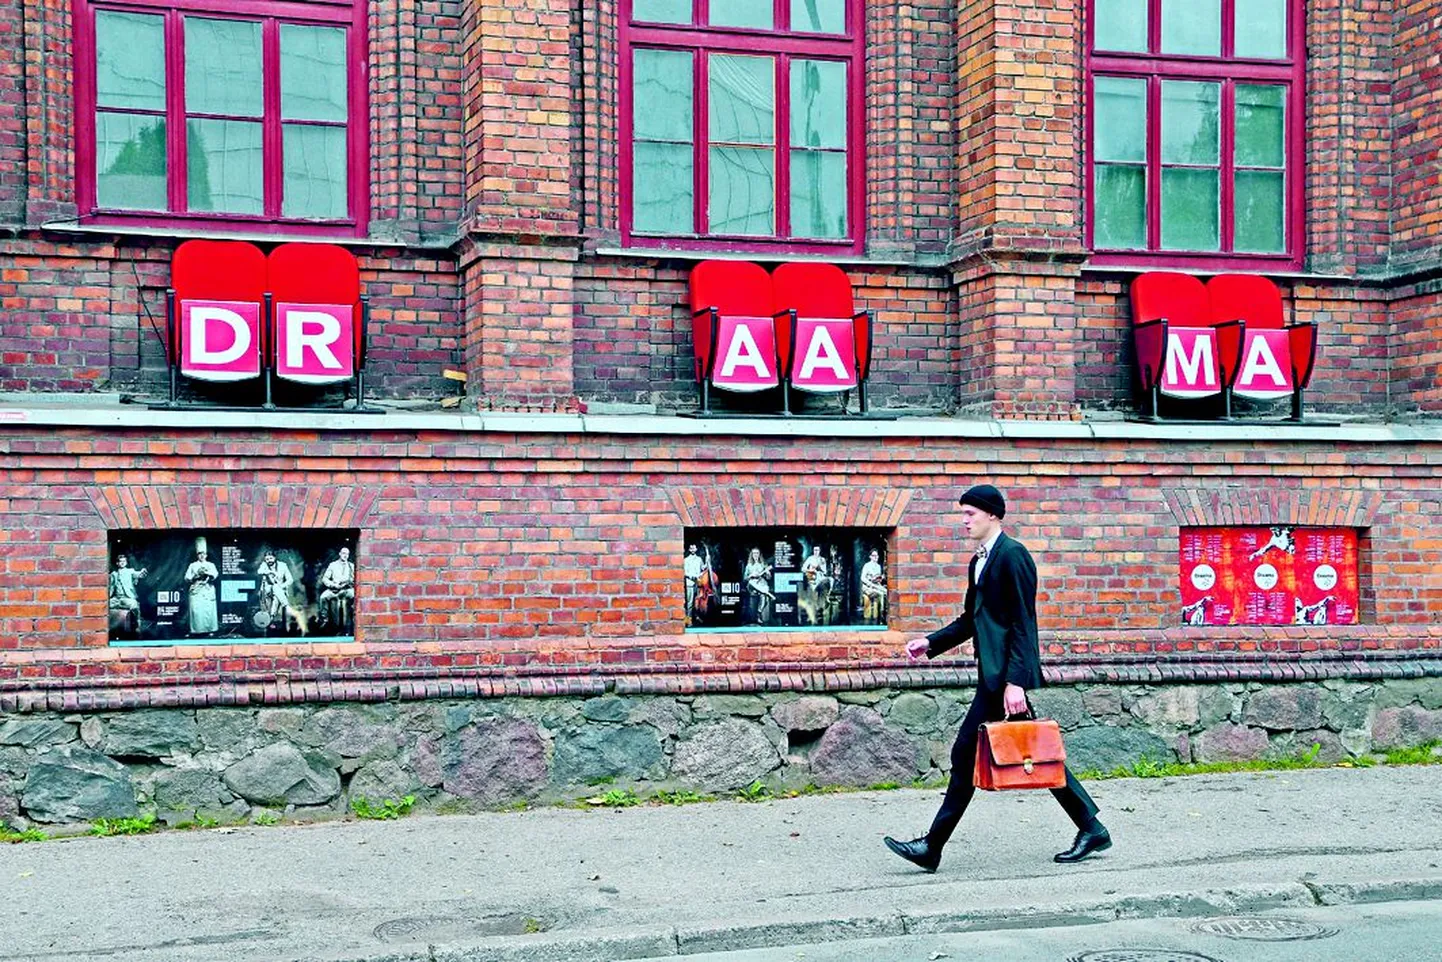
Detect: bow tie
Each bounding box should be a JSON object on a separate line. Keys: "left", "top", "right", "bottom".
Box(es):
{"left": 975, "top": 544, "right": 988, "bottom": 559}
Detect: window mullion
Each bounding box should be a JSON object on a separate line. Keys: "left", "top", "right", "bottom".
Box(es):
{"left": 1148, "top": 0, "right": 1162, "bottom": 54}
{"left": 1221, "top": 0, "right": 1235, "bottom": 59}
{"left": 695, "top": 49, "right": 709, "bottom": 234}
{"left": 777, "top": 54, "right": 790, "bottom": 239}
{"left": 262, "top": 18, "right": 283, "bottom": 219}
{"left": 167, "top": 10, "right": 187, "bottom": 213}
{"left": 1146, "top": 76, "right": 1161, "bottom": 251}
{"left": 1220, "top": 80, "right": 1235, "bottom": 253}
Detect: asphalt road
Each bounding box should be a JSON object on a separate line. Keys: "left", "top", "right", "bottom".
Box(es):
{"left": 636, "top": 900, "right": 1442, "bottom": 962}
{"left": 1, "top": 767, "right": 1441, "bottom": 962}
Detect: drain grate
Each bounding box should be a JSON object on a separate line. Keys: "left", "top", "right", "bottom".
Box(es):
{"left": 1192, "top": 916, "right": 1338, "bottom": 942}
{"left": 372, "top": 913, "right": 550, "bottom": 944}
{"left": 1070, "top": 952, "right": 1225, "bottom": 962}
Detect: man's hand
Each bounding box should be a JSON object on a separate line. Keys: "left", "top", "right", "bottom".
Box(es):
{"left": 1003, "top": 683, "right": 1028, "bottom": 717}
{"left": 905, "top": 637, "right": 931, "bottom": 661}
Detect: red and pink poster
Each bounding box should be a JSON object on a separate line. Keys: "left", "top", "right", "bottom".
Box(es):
{"left": 1179, "top": 526, "right": 1358, "bottom": 626}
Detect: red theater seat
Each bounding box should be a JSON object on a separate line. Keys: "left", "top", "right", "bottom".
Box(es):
{"left": 770, "top": 263, "right": 873, "bottom": 414}
{"left": 167, "top": 240, "right": 268, "bottom": 402}
{"left": 1207, "top": 273, "right": 1317, "bottom": 419}
{"left": 267, "top": 243, "right": 367, "bottom": 390}
{"left": 1129, "top": 271, "right": 1242, "bottom": 419}
{"left": 688, "top": 260, "right": 779, "bottom": 413}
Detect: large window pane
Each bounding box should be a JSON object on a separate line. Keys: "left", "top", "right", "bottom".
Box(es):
{"left": 634, "top": 49, "right": 694, "bottom": 142}
{"left": 187, "top": 118, "right": 263, "bottom": 214}
{"left": 1094, "top": 76, "right": 1147, "bottom": 163}
{"left": 1236, "top": 84, "right": 1285, "bottom": 168}
{"left": 709, "top": 0, "right": 773, "bottom": 29}
{"left": 1161, "top": 81, "right": 1219, "bottom": 165}
{"left": 709, "top": 55, "right": 775, "bottom": 145}
{"left": 633, "top": 142, "right": 694, "bottom": 233}
{"left": 790, "top": 150, "right": 846, "bottom": 238}
{"left": 1094, "top": 0, "right": 1148, "bottom": 53}
{"left": 1093, "top": 164, "right": 1146, "bottom": 249}
{"left": 1234, "top": 170, "right": 1285, "bottom": 253}
{"left": 1161, "top": 0, "right": 1220, "bottom": 56}
{"left": 632, "top": 0, "right": 692, "bottom": 23}
{"left": 1161, "top": 168, "right": 1219, "bottom": 250}
{"left": 709, "top": 146, "right": 774, "bottom": 235}
{"left": 283, "top": 125, "right": 347, "bottom": 219}
{"left": 281, "top": 25, "right": 348, "bottom": 123}
{"left": 186, "top": 19, "right": 263, "bottom": 117}
{"left": 1235, "top": 0, "right": 1287, "bottom": 59}
{"left": 97, "top": 114, "right": 167, "bottom": 210}
{"left": 791, "top": 0, "right": 846, "bottom": 34}
{"left": 790, "top": 60, "right": 846, "bottom": 149}
{"left": 96, "top": 11, "right": 166, "bottom": 111}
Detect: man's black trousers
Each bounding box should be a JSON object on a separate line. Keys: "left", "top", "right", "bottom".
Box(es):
{"left": 925, "top": 687, "right": 1100, "bottom": 849}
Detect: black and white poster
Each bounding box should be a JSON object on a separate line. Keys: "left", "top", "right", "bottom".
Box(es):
{"left": 107, "top": 529, "right": 358, "bottom": 644}
{"left": 683, "top": 527, "right": 889, "bottom": 629}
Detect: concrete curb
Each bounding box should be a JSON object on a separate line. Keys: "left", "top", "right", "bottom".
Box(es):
{"left": 295, "top": 876, "right": 1442, "bottom": 962}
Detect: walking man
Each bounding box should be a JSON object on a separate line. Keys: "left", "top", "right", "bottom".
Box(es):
{"left": 884, "top": 484, "right": 1111, "bottom": 872}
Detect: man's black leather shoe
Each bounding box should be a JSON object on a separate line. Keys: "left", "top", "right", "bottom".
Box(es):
{"left": 884, "top": 835, "right": 940, "bottom": 873}
{"left": 1054, "top": 824, "right": 1112, "bottom": 863}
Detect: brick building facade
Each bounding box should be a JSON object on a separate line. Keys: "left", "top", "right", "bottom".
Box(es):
{"left": 0, "top": 0, "right": 1439, "bottom": 820}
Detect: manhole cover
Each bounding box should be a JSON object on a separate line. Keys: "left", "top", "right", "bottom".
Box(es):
{"left": 1192, "top": 916, "right": 1338, "bottom": 941}
{"left": 1070, "top": 952, "right": 1224, "bottom": 962}
{"left": 372, "top": 914, "right": 550, "bottom": 943}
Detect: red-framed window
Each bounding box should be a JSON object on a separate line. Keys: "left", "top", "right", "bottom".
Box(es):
{"left": 74, "top": 0, "right": 369, "bottom": 236}
{"left": 619, "top": 0, "right": 865, "bottom": 254}
{"left": 1086, "top": 0, "right": 1305, "bottom": 270}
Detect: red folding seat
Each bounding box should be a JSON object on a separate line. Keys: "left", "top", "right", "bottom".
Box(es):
{"left": 770, "top": 262, "right": 873, "bottom": 414}
{"left": 687, "top": 260, "right": 779, "bottom": 413}
{"left": 1130, "top": 271, "right": 1242, "bottom": 419}
{"left": 167, "top": 239, "right": 268, "bottom": 404}
{"left": 266, "top": 243, "right": 369, "bottom": 407}
{"left": 1207, "top": 274, "right": 1317, "bottom": 420}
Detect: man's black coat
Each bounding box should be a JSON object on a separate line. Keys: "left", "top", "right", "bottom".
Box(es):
{"left": 924, "top": 532, "right": 1043, "bottom": 693}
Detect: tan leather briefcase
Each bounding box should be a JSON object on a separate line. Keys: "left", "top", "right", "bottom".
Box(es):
{"left": 973, "top": 718, "right": 1067, "bottom": 791}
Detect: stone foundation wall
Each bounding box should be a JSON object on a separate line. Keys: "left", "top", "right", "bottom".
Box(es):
{"left": 3, "top": 677, "right": 1440, "bottom": 829}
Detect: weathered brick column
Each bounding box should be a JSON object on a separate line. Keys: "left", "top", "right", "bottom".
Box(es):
{"left": 459, "top": 0, "right": 581, "bottom": 409}
{"left": 952, "top": 0, "right": 1085, "bottom": 419}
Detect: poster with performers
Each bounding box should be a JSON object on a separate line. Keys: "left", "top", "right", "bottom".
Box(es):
{"left": 1178, "top": 526, "right": 1359, "bottom": 627}
{"left": 684, "top": 528, "right": 889, "bottom": 630}
{"left": 1178, "top": 527, "right": 1235, "bottom": 625}
{"left": 1292, "top": 528, "right": 1359, "bottom": 625}
{"left": 107, "top": 529, "right": 358, "bottom": 644}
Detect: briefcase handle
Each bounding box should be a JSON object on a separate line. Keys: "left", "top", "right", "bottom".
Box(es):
{"left": 1002, "top": 706, "right": 1037, "bottom": 721}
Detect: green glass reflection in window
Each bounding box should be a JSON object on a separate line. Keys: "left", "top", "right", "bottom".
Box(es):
{"left": 1235, "top": 0, "right": 1287, "bottom": 59}
{"left": 709, "top": 0, "right": 773, "bottom": 29}
{"left": 634, "top": 48, "right": 694, "bottom": 142}
{"left": 633, "top": 142, "right": 694, "bottom": 234}
{"left": 185, "top": 19, "right": 263, "bottom": 117}
{"left": 709, "top": 55, "right": 775, "bottom": 146}
{"left": 1094, "top": 0, "right": 1148, "bottom": 53}
{"left": 791, "top": 0, "right": 845, "bottom": 34}
{"left": 1094, "top": 76, "right": 1147, "bottom": 164}
{"left": 1161, "top": 81, "right": 1219, "bottom": 166}
{"left": 1161, "top": 0, "right": 1220, "bottom": 56}
{"left": 187, "top": 118, "right": 263, "bottom": 214}
{"left": 1093, "top": 164, "right": 1146, "bottom": 249}
{"left": 1235, "top": 84, "right": 1285, "bottom": 169}
{"left": 790, "top": 150, "right": 846, "bottom": 238}
{"left": 97, "top": 114, "right": 167, "bottom": 210}
{"left": 709, "top": 146, "right": 774, "bottom": 235}
{"left": 790, "top": 60, "right": 846, "bottom": 149}
{"left": 1234, "top": 170, "right": 1285, "bottom": 253}
{"left": 1160, "top": 167, "right": 1219, "bottom": 251}
{"left": 283, "top": 125, "right": 347, "bottom": 219}
{"left": 96, "top": 11, "right": 166, "bottom": 112}
{"left": 281, "top": 25, "right": 348, "bottom": 123}
{"left": 632, "top": 0, "right": 692, "bottom": 23}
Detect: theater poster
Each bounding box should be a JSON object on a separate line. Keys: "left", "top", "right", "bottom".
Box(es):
{"left": 1179, "top": 526, "right": 1358, "bottom": 627}
{"left": 107, "top": 529, "right": 358, "bottom": 644}
{"left": 683, "top": 528, "right": 889, "bottom": 629}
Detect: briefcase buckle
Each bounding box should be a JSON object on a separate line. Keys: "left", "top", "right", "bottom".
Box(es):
{"left": 1023, "top": 758, "right": 1034, "bottom": 774}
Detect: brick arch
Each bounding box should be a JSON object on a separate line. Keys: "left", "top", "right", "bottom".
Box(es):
{"left": 85, "top": 486, "right": 378, "bottom": 530}
{"left": 1162, "top": 487, "right": 1383, "bottom": 528}
{"left": 668, "top": 487, "right": 912, "bottom": 528}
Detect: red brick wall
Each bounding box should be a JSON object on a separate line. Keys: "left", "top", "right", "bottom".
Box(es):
{"left": 1391, "top": 283, "right": 1442, "bottom": 414}
{"left": 1391, "top": 0, "right": 1442, "bottom": 271}
{"left": 1, "top": 424, "right": 1438, "bottom": 664}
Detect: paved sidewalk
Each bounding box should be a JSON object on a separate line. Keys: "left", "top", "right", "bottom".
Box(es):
{"left": 2, "top": 767, "right": 1441, "bottom": 962}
